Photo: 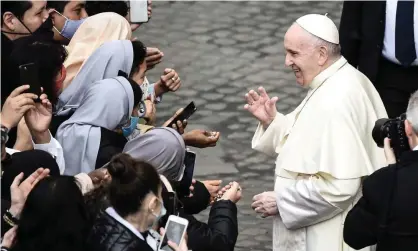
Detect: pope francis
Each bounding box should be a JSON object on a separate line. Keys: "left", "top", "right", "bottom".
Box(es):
{"left": 247, "top": 14, "right": 388, "bottom": 251}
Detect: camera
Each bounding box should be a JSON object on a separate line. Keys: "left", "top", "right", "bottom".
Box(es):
{"left": 372, "top": 113, "right": 410, "bottom": 161}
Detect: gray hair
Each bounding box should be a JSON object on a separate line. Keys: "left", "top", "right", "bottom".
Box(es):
{"left": 406, "top": 90, "right": 418, "bottom": 133}
{"left": 311, "top": 35, "right": 341, "bottom": 58}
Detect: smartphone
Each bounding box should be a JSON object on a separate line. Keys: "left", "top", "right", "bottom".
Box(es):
{"left": 166, "top": 101, "right": 197, "bottom": 127}
{"left": 128, "top": 0, "right": 149, "bottom": 24}
{"left": 159, "top": 215, "right": 189, "bottom": 251}
{"left": 19, "top": 63, "right": 42, "bottom": 99}
{"left": 177, "top": 151, "right": 196, "bottom": 197}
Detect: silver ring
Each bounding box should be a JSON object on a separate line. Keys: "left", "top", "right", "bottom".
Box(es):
{"left": 171, "top": 77, "right": 176, "bottom": 81}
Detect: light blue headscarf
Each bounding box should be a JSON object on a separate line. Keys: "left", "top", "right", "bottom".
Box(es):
{"left": 57, "top": 77, "right": 134, "bottom": 175}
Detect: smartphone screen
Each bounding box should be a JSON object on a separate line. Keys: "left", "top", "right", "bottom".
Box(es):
{"left": 19, "top": 63, "right": 42, "bottom": 98}
{"left": 129, "top": 0, "right": 148, "bottom": 23}
{"left": 159, "top": 220, "right": 187, "bottom": 251}
{"left": 178, "top": 151, "right": 196, "bottom": 197}
{"left": 167, "top": 101, "right": 197, "bottom": 126}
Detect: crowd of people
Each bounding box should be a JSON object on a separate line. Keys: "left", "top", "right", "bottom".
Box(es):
{"left": 1, "top": 1, "right": 241, "bottom": 251}
{"left": 1, "top": 1, "right": 418, "bottom": 251}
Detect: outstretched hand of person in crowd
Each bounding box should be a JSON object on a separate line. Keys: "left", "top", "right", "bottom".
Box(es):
{"left": 220, "top": 181, "right": 242, "bottom": 203}
{"left": 162, "top": 108, "right": 188, "bottom": 134}
{"left": 182, "top": 129, "right": 220, "bottom": 148}
{"left": 251, "top": 191, "right": 279, "bottom": 218}
{"left": 24, "top": 92, "right": 53, "bottom": 144}
{"left": 202, "top": 180, "right": 222, "bottom": 201}
{"left": 145, "top": 47, "right": 164, "bottom": 70}
{"left": 10, "top": 168, "right": 50, "bottom": 219}
{"left": 1, "top": 85, "right": 37, "bottom": 130}
{"left": 244, "top": 86, "right": 278, "bottom": 128}
{"left": 155, "top": 68, "right": 181, "bottom": 96}
{"left": 160, "top": 228, "right": 189, "bottom": 251}
{"left": 1, "top": 226, "right": 17, "bottom": 249}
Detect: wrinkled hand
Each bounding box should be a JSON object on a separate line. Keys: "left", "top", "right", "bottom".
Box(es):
{"left": 220, "top": 181, "right": 242, "bottom": 203}
{"left": 244, "top": 86, "right": 278, "bottom": 128}
{"left": 384, "top": 137, "right": 396, "bottom": 165}
{"left": 145, "top": 47, "right": 164, "bottom": 70}
{"left": 160, "top": 227, "right": 188, "bottom": 251}
{"left": 155, "top": 68, "right": 181, "bottom": 96}
{"left": 162, "top": 108, "right": 188, "bottom": 134}
{"left": 1, "top": 226, "right": 17, "bottom": 248}
{"left": 88, "top": 167, "right": 111, "bottom": 188}
{"left": 10, "top": 168, "right": 50, "bottom": 218}
{"left": 1, "top": 85, "right": 37, "bottom": 129}
{"left": 182, "top": 129, "right": 220, "bottom": 148}
{"left": 251, "top": 191, "right": 279, "bottom": 218}
{"left": 202, "top": 180, "right": 222, "bottom": 199}
{"left": 24, "top": 93, "right": 52, "bottom": 134}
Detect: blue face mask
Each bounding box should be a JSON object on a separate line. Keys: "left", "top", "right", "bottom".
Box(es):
{"left": 122, "top": 116, "right": 139, "bottom": 137}
{"left": 53, "top": 11, "right": 86, "bottom": 40}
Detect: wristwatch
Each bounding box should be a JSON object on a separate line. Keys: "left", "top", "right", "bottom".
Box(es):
{"left": 1, "top": 125, "right": 9, "bottom": 145}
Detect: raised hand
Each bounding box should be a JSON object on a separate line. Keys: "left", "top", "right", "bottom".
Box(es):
{"left": 1, "top": 85, "right": 37, "bottom": 129}
{"left": 24, "top": 93, "right": 52, "bottom": 135}
{"left": 10, "top": 168, "right": 50, "bottom": 218}
{"left": 155, "top": 68, "right": 181, "bottom": 96}
{"left": 244, "top": 86, "right": 278, "bottom": 128}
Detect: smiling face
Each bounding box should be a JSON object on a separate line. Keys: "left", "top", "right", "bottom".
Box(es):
{"left": 284, "top": 23, "right": 325, "bottom": 87}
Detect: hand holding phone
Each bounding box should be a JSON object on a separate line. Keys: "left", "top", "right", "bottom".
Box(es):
{"left": 159, "top": 216, "right": 189, "bottom": 251}
{"left": 19, "top": 63, "right": 42, "bottom": 100}
{"left": 128, "top": 0, "right": 149, "bottom": 24}
{"left": 163, "top": 102, "right": 196, "bottom": 132}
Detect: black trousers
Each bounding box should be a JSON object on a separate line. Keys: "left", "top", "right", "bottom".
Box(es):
{"left": 375, "top": 58, "right": 418, "bottom": 118}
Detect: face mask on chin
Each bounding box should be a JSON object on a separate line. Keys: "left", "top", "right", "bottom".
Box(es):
{"left": 122, "top": 116, "right": 139, "bottom": 137}
{"left": 2, "top": 15, "right": 54, "bottom": 40}
{"left": 52, "top": 10, "right": 86, "bottom": 40}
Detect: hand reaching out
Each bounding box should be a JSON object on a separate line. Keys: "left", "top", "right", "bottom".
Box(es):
{"left": 10, "top": 168, "right": 50, "bottom": 218}
{"left": 182, "top": 129, "right": 220, "bottom": 148}
{"left": 244, "top": 86, "right": 278, "bottom": 128}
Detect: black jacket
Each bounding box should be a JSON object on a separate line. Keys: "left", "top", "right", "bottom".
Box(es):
{"left": 343, "top": 151, "right": 418, "bottom": 251}
{"left": 339, "top": 1, "right": 387, "bottom": 83}
{"left": 87, "top": 211, "right": 154, "bottom": 251}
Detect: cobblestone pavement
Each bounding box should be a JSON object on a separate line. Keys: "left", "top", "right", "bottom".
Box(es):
{"left": 136, "top": 1, "right": 343, "bottom": 250}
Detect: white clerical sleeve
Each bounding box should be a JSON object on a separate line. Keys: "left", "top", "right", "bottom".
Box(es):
{"left": 33, "top": 132, "right": 66, "bottom": 174}
{"left": 252, "top": 111, "right": 299, "bottom": 157}
{"left": 277, "top": 172, "right": 361, "bottom": 230}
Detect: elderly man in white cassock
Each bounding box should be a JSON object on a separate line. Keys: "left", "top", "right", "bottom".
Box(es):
{"left": 247, "top": 14, "right": 388, "bottom": 251}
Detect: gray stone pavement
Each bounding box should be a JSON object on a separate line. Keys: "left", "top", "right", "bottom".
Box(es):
{"left": 135, "top": 1, "right": 343, "bottom": 250}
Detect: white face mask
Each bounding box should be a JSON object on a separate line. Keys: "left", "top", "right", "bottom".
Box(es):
{"left": 148, "top": 198, "right": 166, "bottom": 230}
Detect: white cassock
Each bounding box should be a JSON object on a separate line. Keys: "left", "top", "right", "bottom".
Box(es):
{"left": 252, "top": 57, "right": 387, "bottom": 251}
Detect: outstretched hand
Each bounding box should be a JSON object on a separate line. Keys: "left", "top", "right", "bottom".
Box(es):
{"left": 244, "top": 86, "right": 278, "bottom": 128}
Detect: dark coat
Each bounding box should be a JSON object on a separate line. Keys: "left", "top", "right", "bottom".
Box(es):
{"left": 180, "top": 180, "right": 211, "bottom": 215}
{"left": 339, "top": 1, "right": 387, "bottom": 83}
{"left": 343, "top": 151, "right": 418, "bottom": 251}
{"left": 87, "top": 211, "right": 154, "bottom": 251}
